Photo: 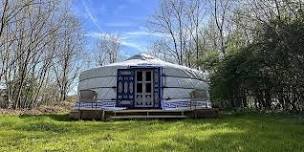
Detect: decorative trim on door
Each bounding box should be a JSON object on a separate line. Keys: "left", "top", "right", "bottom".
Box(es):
{"left": 116, "top": 69, "right": 134, "bottom": 107}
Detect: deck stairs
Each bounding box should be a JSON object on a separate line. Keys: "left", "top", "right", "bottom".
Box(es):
{"left": 69, "top": 108, "right": 219, "bottom": 120}
{"left": 109, "top": 109, "right": 189, "bottom": 120}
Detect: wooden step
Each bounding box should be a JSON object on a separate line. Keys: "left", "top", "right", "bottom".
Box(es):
{"left": 111, "top": 109, "right": 189, "bottom": 113}
{"left": 110, "top": 115, "right": 188, "bottom": 120}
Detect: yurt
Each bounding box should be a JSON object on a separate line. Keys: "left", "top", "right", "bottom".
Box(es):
{"left": 73, "top": 54, "right": 211, "bottom": 112}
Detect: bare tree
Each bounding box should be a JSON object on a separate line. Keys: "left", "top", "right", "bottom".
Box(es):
{"left": 0, "top": 0, "right": 41, "bottom": 82}
{"left": 0, "top": 0, "right": 85, "bottom": 109}
{"left": 149, "top": 0, "right": 212, "bottom": 68}
{"left": 11, "top": 0, "right": 61, "bottom": 108}
{"left": 54, "top": 8, "right": 83, "bottom": 102}
{"left": 95, "top": 33, "right": 120, "bottom": 66}
{"left": 211, "top": 0, "right": 232, "bottom": 56}
{"left": 187, "top": 0, "right": 206, "bottom": 68}
{"left": 148, "top": 39, "right": 175, "bottom": 63}
{"left": 149, "top": 0, "right": 189, "bottom": 65}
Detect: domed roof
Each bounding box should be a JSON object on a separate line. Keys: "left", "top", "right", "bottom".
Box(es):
{"left": 80, "top": 53, "right": 208, "bottom": 81}
{"left": 104, "top": 53, "right": 186, "bottom": 70}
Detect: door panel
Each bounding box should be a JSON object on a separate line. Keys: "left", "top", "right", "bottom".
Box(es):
{"left": 117, "top": 69, "right": 134, "bottom": 107}
{"left": 135, "top": 70, "right": 154, "bottom": 107}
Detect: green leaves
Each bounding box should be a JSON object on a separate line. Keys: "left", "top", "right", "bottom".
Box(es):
{"left": 207, "top": 14, "right": 304, "bottom": 111}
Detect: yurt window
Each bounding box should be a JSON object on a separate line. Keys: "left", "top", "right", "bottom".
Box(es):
{"left": 146, "top": 71, "right": 151, "bottom": 81}
{"left": 146, "top": 83, "right": 152, "bottom": 93}
{"left": 137, "top": 84, "right": 142, "bottom": 93}
{"left": 79, "top": 90, "right": 97, "bottom": 102}
{"left": 190, "top": 90, "right": 208, "bottom": 100}
{"left": 137, "top": 71, "right": 142, "bottom": 81}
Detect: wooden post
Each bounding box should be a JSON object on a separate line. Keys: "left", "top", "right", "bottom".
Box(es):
{"left": 79, "top": 110, "right": 82, "bottom": 120}
{"left": 102, "top": 110, "right": 105, "bottom": 120}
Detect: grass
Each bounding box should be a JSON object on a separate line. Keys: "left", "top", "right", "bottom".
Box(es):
{"left": 0, "top": 112, "right": 303, "bottom": 152}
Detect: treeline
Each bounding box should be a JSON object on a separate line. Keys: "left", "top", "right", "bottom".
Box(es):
{"left": 148, "top": 0, "right": 304, "bottom": 112}
{"left": 0, "top": 0, "right": 84, "bottom": 109}
{"left": 210, "top": 14, "right": 304, "bottom": 112}
{"left": 203, "top": 1, "right": 304, "bottom": 112}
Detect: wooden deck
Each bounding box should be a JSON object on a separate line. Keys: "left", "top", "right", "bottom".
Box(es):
{"left": 69, "top": 108, "right": 219, "bottom": 120}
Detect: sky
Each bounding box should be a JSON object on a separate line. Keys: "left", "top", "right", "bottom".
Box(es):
{"left": 72, "top": 0, "right": 164, "bottom": 58}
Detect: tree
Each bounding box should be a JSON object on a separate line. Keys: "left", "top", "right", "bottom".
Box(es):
{"left": 149, "top": 0, "right": 188, "bottom": 65}
{"left": 95, "top": 33, "right": 120, "bottom": 66}
{"left": 11, "top": 0, "right": 62, "bottom": 108}
{"left": 211, "top": 0, "right": 232, "bottom": 56}
{"left": 54, "top": 8, "right": 83, "bottom": 102}
{"left": 206, "top": 12, "right": 304, "bottom": 111}
{"left": 0, "top": 0, "right": 85, "bottom": 109}
{"left": 149, "top": 0, "right": 210, "bottom": 68}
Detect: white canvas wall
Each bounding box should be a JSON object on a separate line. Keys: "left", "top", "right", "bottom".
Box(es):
{"left": 163, "top": 77, "right": 208, "bottom": 90}
{"left": 78, "top": 77, "right": 209, "bottom": 100}
{"left": 77, "top": 54, "right": 210, "bottom": 108}
{"left": 79, "top": 77, "right": 117, "bottom": 90}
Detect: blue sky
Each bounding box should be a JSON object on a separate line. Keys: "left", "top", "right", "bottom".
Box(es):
{"left": 72, "top": 0, "right": 164, "bottom": 58}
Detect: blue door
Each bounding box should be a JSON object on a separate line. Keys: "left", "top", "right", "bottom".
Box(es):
{"left": 116, "top": 67, "right": 162, "bottom": 109}
{"left": 116, "top": 69, "right": 134, "bottom": 107}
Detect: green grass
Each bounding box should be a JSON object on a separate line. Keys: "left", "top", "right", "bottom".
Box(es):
{"left": 0, "top": 112, "right": 303, "bottom": 152}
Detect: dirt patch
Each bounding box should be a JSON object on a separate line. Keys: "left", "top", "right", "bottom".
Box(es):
{"left": 0, "top": 102, "right": 74, "bottom": 115}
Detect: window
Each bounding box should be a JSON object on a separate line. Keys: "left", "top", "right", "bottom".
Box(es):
{"left": 146, "top": 71, "right": 151, "bottom": 81}
{"left": 79, "top": 90, "right": 97, "bottom": 102}
{"left": 146, "top": 83, "right": 152, "bottom": 93}
{"left": 190, "top": 90, "right": 208, "bottom": 100}
{"left": 137, "top": 83, "right": 142, "bottom": 93}
{"left": 137, "top": 71, "right": 142, "bottom": 81}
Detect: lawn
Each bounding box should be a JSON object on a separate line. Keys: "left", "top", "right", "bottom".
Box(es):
{"left": 0, "top": 112, "right": 303, "bottom": 152}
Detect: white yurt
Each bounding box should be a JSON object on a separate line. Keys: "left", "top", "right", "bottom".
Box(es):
{"left": 74, "top": 54, "right": 211, "bottom": 111}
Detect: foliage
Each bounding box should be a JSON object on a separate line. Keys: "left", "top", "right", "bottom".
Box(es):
{"left": 198, "top": 50, "right": 220, "bottom": 71}
{"left": 207, "top": 13, "right": 304, "bottom": 111}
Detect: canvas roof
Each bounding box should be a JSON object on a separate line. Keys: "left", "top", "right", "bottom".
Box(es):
{"left": 80, "top": 54, "right": 208, "bottom": 81}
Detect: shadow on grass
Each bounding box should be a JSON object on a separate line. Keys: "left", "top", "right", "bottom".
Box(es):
{"left": 19, "top": 113, "right": 71, "bottom": 121}
{"left": 17, "top": 113, "right": 171, "bottom": 134}
{"left": 155, "top": 132, "right": 247, "bottom": 152}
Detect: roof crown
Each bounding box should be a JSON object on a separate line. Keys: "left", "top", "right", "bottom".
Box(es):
{"left": 126, "top": 53, "right": 155, "bottom": 60}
